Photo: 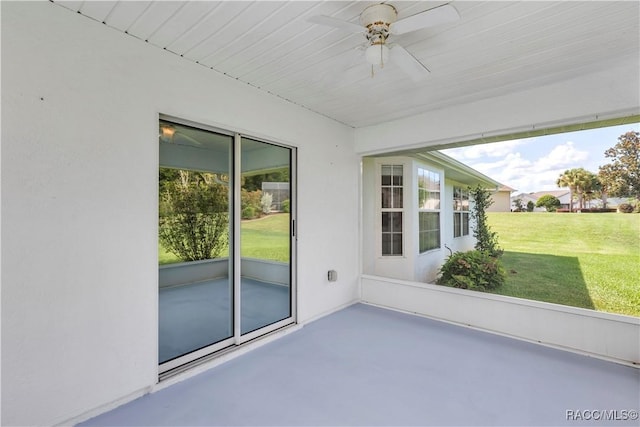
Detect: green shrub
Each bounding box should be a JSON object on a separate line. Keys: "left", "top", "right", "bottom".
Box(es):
{"left": 241, "top": 188, "right": 262, "bottom": 218}
{"left": 242, "top": 206, "right": 257, "bottom": 219}
{"left": 535, "top": 194, "right": 561, "bottom": 212}
{"left": 159, "top": 170, "right": 229, "bottom": 262}
{"left": 436, "top": 250, "right": 505, "bottom": 291}
{"left": 526, "top": 201, "right": 535, "bottom": 212}
{"left": 618, "top": 203, "right": 635, "bottom": 213}
{"left": 282, "top": 199, "right": 290, "bottom": 213}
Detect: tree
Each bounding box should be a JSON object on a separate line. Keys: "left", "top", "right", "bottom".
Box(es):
{"left": 512, "top": 198, "right": 524, "bottom": 212}
{"left": 469, "top": 185, "right": 502, "bottom": 257}
{"left": 535, "top": 194, "right": 561, "bottom": 212}
{"left": 598, "top": 131, "right": 640, "bottom": 199}
{"left": 557, "top": 168, "right": 599, "bottom": 211}
{"left": 526, "top": 200, "right": 535, "bottom": 212}
{"left": 557, "top": 169, "right": 579, "bottom": 212}
{"left": 159, "top": 169, "right": 229, "bottom": 262}
{"left": 574, "top": 169, "right": 600, "bottom": 210}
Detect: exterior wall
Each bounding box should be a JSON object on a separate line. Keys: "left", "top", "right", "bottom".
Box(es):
{"left": 440, "top": 179, "right": 476, "bottom": 274}
{"left": 361, "top": 157, "right": 377, "bottom": 278}
{"left": 362, "top": 157, "right": 466, "bottom": 283}
{"left": 363, "top": 157, "right": 415, "bottom": 281}
{"left": 488, "top": 191, "right": 512, "bottom": 212}
{"left": 1, "top": 2, "right": 358, "bottom": 426}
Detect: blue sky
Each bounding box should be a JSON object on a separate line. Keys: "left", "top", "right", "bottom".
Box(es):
{"left": 441, "top": 122, "right": 640, "bottom": 194}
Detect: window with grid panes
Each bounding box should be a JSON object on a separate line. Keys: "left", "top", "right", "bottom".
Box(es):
{"left": 381, "top": 165, "right": 403, "bottom": 256}
{"left": 417, "top": 167, "right": 441, "bottom": 253}
{"left": 453, "top": 186, "right": 470, "bottom": 238}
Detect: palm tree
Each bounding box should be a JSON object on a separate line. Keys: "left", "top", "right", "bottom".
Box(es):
{"left": 574, "top": 169, "right": 601, "bottom": 210}
{"left": 557, "top": 169, "right": 578, "bottom": 212}
{"left": 557, "top": 168, "right": 600, "bottom": 211}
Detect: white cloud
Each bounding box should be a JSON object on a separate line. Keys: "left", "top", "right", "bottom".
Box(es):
{"left": 443, "top": 139, "right": 527, "bottom": 160}
{"left": 445, "top": 140, "right": 592, "bottom": 193}
{"left": 533, "top": 141, "right": 589, "bottom": 172}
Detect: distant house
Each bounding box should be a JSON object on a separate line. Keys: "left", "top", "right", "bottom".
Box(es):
{"left": 488, "top": 185, "right": 516, "bottom": 212}
{"left": 511, "top": 190, "right": 573, "bottom": 211}
{"left": 586, "top": 197, "right": 629, "bottom": 209}
{"left": 261, "top": 182, "right": 290, "bottom": 211}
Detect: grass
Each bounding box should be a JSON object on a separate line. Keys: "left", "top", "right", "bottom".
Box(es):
{"left": 240, "top": 213, "right": 290, "bottom": 262}
{"left": 486, "top": 212, "right": 640, "bottom": 317}
{"left": 159, "top": 213, "right": 290, "bottom": 265}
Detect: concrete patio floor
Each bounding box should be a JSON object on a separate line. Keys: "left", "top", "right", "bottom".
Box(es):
{"left": 81, "top": 304, "right": 639, "bottom": 426}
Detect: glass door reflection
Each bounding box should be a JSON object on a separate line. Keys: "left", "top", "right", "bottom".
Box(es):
{"left": 240, "top": 138, "right": 292, "bottom": 335}
{"left": 158, "top": 120, "right": 233, "bottom": 364}
{"left": 158, "top": 120, "right": 295, "bottom": 372}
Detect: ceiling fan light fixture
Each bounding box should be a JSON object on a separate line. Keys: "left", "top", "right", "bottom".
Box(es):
{"left": 365, "top": 43, "right": 390, "bottom": 66}
{"left": 159, "top": 124, "right": 176, "bottom": 141}
{"left": 309, "top": 2, "right": 460, "bottom": 80}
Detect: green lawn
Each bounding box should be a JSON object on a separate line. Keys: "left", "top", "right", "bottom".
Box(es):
{"left": 240, "top": 213, "right": 290, "bottom": 262}
{"left": 486, "top": 212, "right": 640, "bottom": 317}
{"left": 159, "top": 213, "right": 290, "bottom": 265}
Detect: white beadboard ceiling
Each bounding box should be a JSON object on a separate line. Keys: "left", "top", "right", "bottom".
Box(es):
{"left": 53, "top": 1, "right": 639, "bottom": 128}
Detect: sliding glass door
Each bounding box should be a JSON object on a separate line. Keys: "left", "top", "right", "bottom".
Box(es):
{"left": 158, "top": 118, "right": 295, "bottom": 373}
{"left": 240, "top": 138, "right": 292, "bottom": 337}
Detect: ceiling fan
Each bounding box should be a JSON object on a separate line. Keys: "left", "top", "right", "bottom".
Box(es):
{"left": 159, "top": 123, "right": 203, "bottom": 147}
{"left": 309, "top": 3, "right": 460, "bottom": 81}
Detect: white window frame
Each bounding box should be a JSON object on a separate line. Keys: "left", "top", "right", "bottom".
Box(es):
{"left": 380, "top": 164, "right": 404, "bottom": 257}
{"left": 417, "top": 167, "right": 441, "bottom": 253}
{"left": 453, "top": 186, "right": 470, "bottom": 238}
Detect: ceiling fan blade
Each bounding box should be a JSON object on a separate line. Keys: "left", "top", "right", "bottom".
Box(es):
{"left": 389, "top": 44, "right": 430, "bottom": 82}
{"left": 390, "top": 3, "right": 460, "bottom": 35}
{"left": 172, "top": 131, "right": 204, "bottom": 147}
{"left": 308, "top": 15, "right": 364, "bottom": 34}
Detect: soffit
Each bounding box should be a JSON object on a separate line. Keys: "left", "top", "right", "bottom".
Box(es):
{"left": 53, "top": 1, "right": 640, "bottom": 128}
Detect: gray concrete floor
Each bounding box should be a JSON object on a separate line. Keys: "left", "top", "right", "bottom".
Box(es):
{"left": 81, "top": 304, "right": 640, "bottom": 426}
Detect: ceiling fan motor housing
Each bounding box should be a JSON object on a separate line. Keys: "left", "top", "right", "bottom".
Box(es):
{"left": 360, "top": 4, "right": 397, "bottom": 45}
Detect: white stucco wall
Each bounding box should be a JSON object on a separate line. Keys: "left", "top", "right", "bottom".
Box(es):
{"left": 1, "top": 2, "right": 358, "bottom": 425}
{"left": 362, "top": 158, "right": 474, "bottom": 283}
{"left": 362, "top": 275, "right": 640, "bottom": 366}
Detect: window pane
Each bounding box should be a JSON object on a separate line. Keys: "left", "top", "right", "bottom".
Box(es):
{"left": 381, "top": 166, "right": 392, "bottom": 185}
{"left": 419, "top": 212, "right": 440, "bottom": 252}
{"left": 392, "top": 234, "right": 402, "bottom": 255}
{"left": 392, "top": 165, "right": 403, "bottom": 185}
{"left": 462, "top": 198, "right": 469, "bottom": 211}
{"left": 463, "top": 213, "right": 469, "bottom": 235}
{"left": 428, "top": 230, "right": 440, "bottom": 249}
{"left": 427, "top": 192, "right": 440, "bottom": 210}
{"left": 381, "top": 164, "right": 403, "bottom": 257}
{"left": 392, "top": 188, "right": 403, "bottom": 208}
{"left": 382, "top": 233, "right": 391, "bottom": 255}
{"left": 381, "top": 187, "right": 391, "bottom": 208}
{"left": 392, "top": 212, "right": 402, "bottom": 231}
{"left": 454, "top": 213, "right": 461, "bottom": 238}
